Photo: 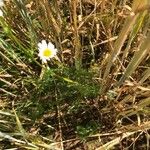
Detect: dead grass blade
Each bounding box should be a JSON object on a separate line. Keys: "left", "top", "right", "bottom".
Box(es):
{"left": 13, "top": 107, "right": 27, "bottom": 140}
{"left": 0, "top": 131, "right": 38, "bottom": 149}
{"left": 122, "top": 11, "right": 147, "bottom": 60}
{"left": 101, "top": 1, "right": 140, "bottom": 93}
{"left": 117, "top": 31, "right": 150, "bottom": 86}
{"left": 101, "top": 0, "right": 149, "bottom": 93}
{"left": 96, "top": 121, "right": 150, "bottom": 150}
{"left": 139, "top": 67, "right": 150, "bottom": 84}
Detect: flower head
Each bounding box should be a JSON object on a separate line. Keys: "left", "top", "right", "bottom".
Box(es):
{"left": 38, "top": 40, "right": 57, "bottom": 63}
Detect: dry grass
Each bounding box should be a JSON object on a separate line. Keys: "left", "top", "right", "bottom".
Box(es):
{"left": 0, "top": 0, "right": 150, "bottom": 149}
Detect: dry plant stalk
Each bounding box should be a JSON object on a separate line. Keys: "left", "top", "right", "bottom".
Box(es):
{"left": 71, "top": 0, "right": 82, "bottom": 70}
{"left": 100, "top": 0, "right": 149, "bottom": 94}
{"left": 118, "top": 31, "right": 150, "bottom": 86}
{"left": 96, "top": 121, "right": 150, "bottom": 150}
{"left": 41, "top": 0, "right": 61, "bottom": 36}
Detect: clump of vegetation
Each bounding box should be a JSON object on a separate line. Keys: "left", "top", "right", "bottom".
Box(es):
{"left": 0, "top": 0, "right": 150, "bottom": 149}
{"left": 26, "top": 67, "right": 100, "bottom": 120}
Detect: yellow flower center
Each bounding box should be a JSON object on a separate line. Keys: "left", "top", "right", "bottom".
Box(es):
{"left": 43, "top": 48, "right": 52, "bottom": 57}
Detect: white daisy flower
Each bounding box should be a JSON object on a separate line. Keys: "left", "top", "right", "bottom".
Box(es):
{"left": 38, "top": 40, "right": 57, "bottom": 63}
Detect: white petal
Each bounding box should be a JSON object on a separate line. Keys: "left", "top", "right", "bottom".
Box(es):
{"left": 38, "top": 51, "right": 42, "bottom": 57}
{"left": 49, "top": 51, "right": 56, "bottom": 58}
{"left": 38, "top": 40, "right": 48, "bottom": 51}
{"left": 52, "top": 48, "right": 57, "bottom": 55}
{"left": 54, "top": 48, "right": 57, "bottom": 53}
{"left": 38, "top": 42, "right": 42, "bottom": 48}
{"left": 41, "top": 40, "right": 47, "bottom": 48}
{"left": 42, "top": 58, "right": 47, "bottom": 63}
{"left": 0, "top": 2, "right": 4, "bottom": 7}
{"left": 49, "top": 55, "right": 54, "bottom": 58}
{"left": 0, "top": 10, "right": 3, "bottom": 16}
{"left": 48, "top": 42, "right": 54, "bottom": 50}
